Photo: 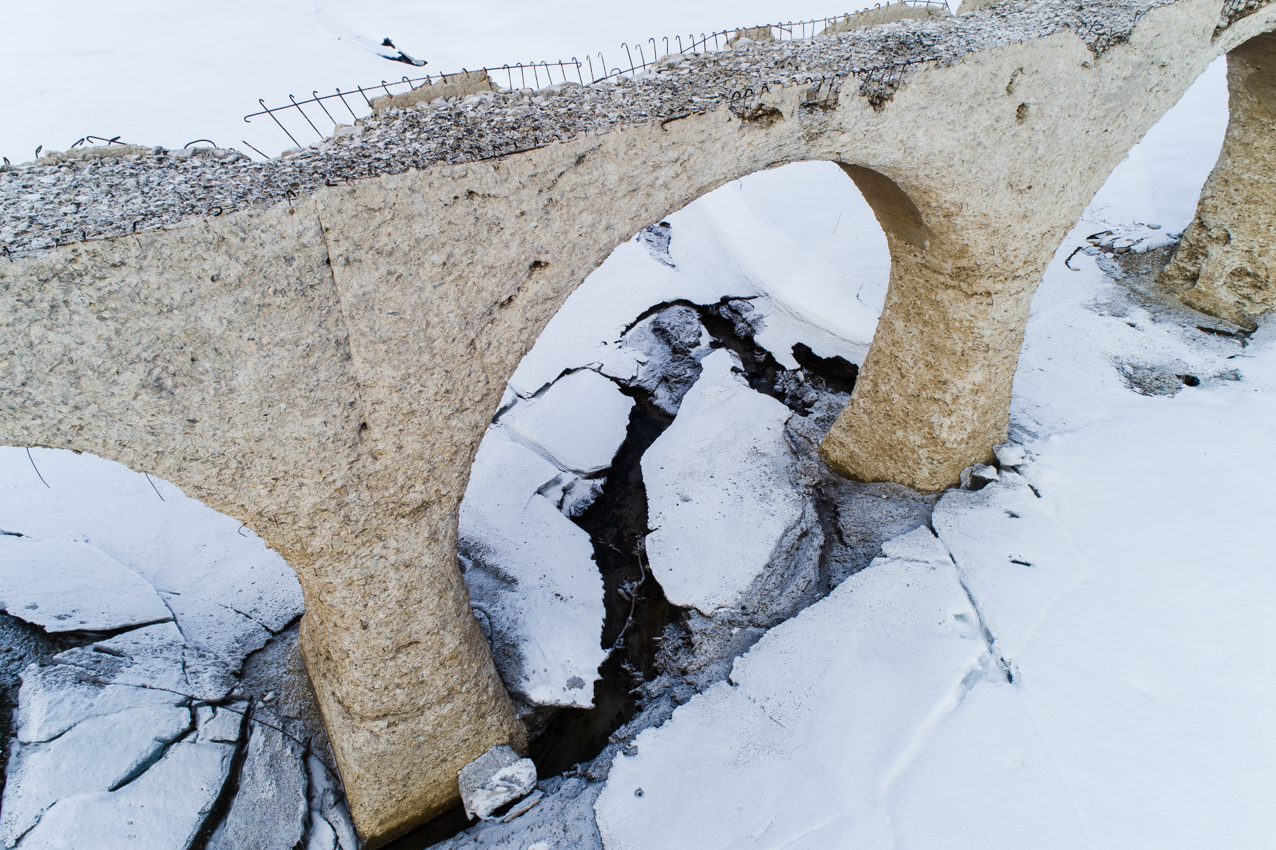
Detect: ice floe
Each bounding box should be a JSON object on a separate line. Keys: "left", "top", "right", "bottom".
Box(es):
{"left": 642, "top": 349, "right": 812, "bottom": 615}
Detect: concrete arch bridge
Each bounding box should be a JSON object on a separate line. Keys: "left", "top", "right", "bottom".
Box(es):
{"left": 1, "top": 0, "right": 1274, "bottom": 844}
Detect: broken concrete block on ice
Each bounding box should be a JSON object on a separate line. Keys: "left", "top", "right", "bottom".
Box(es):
{"left": 459, "top": 429, "right": 606, "bottom": 708}
{"left": 459, "top": 745, "right": 538, "bottom": 822}
{"left": 0, "top": 537, "right": 172, "bottom": 633}
{"left": 500, "top": 369, "right": 634, "bottom": 476}
{"left": 642, "top": 349, "right": 816, "bottom": 615}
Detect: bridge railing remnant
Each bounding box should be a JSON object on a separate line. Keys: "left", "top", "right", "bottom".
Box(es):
{"left": 243, "top": 2, "right": 949, "bottom": 153}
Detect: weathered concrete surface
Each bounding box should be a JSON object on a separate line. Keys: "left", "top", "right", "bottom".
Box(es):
{"left": 1161, "top": 30, "right": 1276, "bottom": 327}
{"left": 0, "top": 205, "right": 525, "bottom": 846}
{"left": 3, "top": 0, "right": 1276, "bottom": 843}
{"left": 371, "top": 71, "right": 495, "bottom": 112}
{"left": 824, "top": 1, "right": 950, "bottom": 33}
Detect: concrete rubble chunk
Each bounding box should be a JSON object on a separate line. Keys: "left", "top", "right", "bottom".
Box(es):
{"left": 15, "top": 663, "right": 186, "bottom": 744}
{"left": 207, "top": 707, "right": 307, "bottom": 850}
{"left": 16, "top": 739, "right": 235, "bottom": 850}
{"left": 459, "top": 745, "right": 538, "bottom": 822}
{"left": 0, "top": 704, "right": 191, "bottom": 847}
{"left": 0, "top": 537, "right": 172, "bottom": 633}
{"left": 960, "top": 464, "right": 1001, "bottom": 491}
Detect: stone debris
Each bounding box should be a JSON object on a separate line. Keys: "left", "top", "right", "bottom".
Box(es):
{"left": 637, "top": 222, "right": 675, "bottom": 268}
{"left": 0, "top": 0, "right": 1171, "bottom": 259}
{"left": 459, "top": 745, "right": 538, "bottom": 822}
{"left": 0, "top": 538, "right": 172, "bottom": 633}
{"left": 621, "top": 305, "right": 712, "bottom": 415}
{"left": 208, "top": 708, "right": 308, "bottom": 850}
{"left": 960, "top": 463, "right": 1001, "bottom": 491}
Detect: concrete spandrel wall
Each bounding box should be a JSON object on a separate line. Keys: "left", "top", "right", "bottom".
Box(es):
{"left": 3, "top": 0, "right": 1275, "bottom": 844}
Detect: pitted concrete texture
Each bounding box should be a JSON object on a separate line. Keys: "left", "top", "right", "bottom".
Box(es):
{"left": 371, "top": 70, "right": 496, "bottom": 112}
{"left": 3, "top": 1, "right": 1275, "bottom": 844}
{"left": 823, "top": 1, "right": 951, "bottom": 33}
{"left": 1161, "top": 29, "right": 1276, "bottom": 328}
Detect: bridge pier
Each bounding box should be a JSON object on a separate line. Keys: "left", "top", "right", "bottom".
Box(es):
{"left": 1162, "top": 31, "right": 1276, "bottom": 328}
{"left": 819, "top": 165, "right": 1042, "bottom": 491}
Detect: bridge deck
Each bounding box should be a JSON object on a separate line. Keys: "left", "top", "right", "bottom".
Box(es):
{"left": 1, "top": 0, "right": 1163, "bottom": 260}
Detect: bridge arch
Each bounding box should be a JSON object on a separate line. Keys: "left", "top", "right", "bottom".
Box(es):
{"left": 5, "top": 2, "right": 1276, "bottom": 845}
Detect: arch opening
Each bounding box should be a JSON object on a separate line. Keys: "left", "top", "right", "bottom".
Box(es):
{"left": 0, "top": 445, "right": 362, "bottom": 847}
{"left": 399, "top": 159, "right": 944, "bottom": 847}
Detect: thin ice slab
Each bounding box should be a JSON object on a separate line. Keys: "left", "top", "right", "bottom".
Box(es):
{"left": 0, "top": 538, "right": 171, "bottom": 633}
{"left": 459, "top": 430, "right": 606, "bottom": 707}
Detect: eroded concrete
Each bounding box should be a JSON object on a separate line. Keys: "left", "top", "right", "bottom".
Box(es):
{"left": 2, "top": 1, "right": 1275, "bottom": 843}
{"left": 1162, "top": 30, "right": 1276, "bottom": 327}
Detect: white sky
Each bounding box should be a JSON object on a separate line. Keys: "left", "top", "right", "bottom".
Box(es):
{"left": 0, "top": 1, "right": 930, "bottom": 162}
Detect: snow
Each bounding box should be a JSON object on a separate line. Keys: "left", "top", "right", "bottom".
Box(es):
{"left": 459, "top": 429, "right": 607, "bottom": 707}
{"left": 594, "top": 527, "right": 993, "bottom": 849}
{"left": 0, "top": 1, "right": 895, "bottom": 162}
{"left": 499, "top": 369, "right": 634, "bottom": 475}
{"left": 642, "top": 350, "right": 807, "bottom": 614}
{"left": 17, "top": 739, "right": 235, "bottom": 850}
{"left": 0, "top": 448, "right": 304, "bottom": 642}
{"left": 0, "top": 704, "right": 192, "bottom": 847}
{"left": 594, "top": 57, "right": 1276, "bottom": 849}
{"left": 0, "top": 538, "right": 172, "bottom": 633}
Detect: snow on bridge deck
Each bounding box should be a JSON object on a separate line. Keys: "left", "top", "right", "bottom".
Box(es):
{"left": 2, "top": 0, "right": 1171, "bottom": 260}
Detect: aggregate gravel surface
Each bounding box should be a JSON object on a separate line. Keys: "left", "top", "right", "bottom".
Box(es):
{"left": 0, "top": 0, "right": 1170, "bottom": 260}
